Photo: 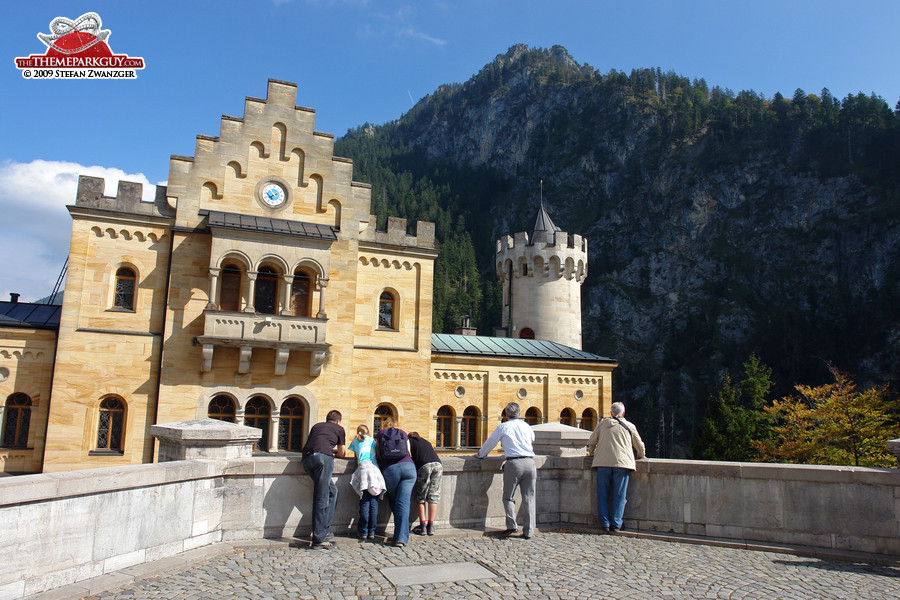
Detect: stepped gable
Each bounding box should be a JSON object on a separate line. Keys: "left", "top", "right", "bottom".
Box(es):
{"left": 164, "top": 79, "right": 373, "bottom": 234}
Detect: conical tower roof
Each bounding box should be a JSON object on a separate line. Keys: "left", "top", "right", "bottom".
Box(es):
{"left": 525, "top": 201, "right": 561, "bottom": 243}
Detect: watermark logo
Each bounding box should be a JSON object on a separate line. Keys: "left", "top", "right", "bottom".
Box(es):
{"left": 14, "top": 12, "right": 145, "bottom": 79}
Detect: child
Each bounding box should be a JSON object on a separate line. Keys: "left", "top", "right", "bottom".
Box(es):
{"left": 408, "top": 432, "right": 442, "bottom": 536}
{"left": 348, "top": 424, "right": 385, "bottom": 540}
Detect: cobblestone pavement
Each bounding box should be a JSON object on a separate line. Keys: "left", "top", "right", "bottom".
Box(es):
{"left": 85, "top": 531, "right": 899, "bottom": 600}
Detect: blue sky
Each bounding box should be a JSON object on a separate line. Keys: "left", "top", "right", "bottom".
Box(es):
{"left": 2, "top": 0, "right": 898, "bottom": 300}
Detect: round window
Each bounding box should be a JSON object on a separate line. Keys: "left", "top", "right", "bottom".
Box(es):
{"left": 517, "top": 388, "right": 527, "bottom": 399}
{"left": 454, "top": 385, "right": 466, "bottom": 398}
{"left": 0, "top": 366, "right": 8, "bottom": 382}
{"left": 574, "top": 389, "right": 584, "bottom": 401}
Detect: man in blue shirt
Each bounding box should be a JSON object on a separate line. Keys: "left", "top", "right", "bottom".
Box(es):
{"left": 476, "top": 402, "right": 536, "bottom": 539}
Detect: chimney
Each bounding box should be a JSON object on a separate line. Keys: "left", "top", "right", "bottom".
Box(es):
{"left": 454, "top": 315, "right": 477, "bottom": 336}
{"left": 9, "top": 293, "right": 19, "bottom": 304}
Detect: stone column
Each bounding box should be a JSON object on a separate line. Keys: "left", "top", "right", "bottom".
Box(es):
{"left": 280, "top": 275, "right": 293, "bottom": 316}
{"left": 245, "top": 271, "right": 257, "bottom": 312}
{"left": 454, "top": 416, "right": 463, "bottom": 450}
{"left": 151, "top": 418, "right": 262, "bottom": 462}
{"left": 207, "top": 267, "right": 220, "bottom": 310}
{"left": 269, "top": 415, "right": 280, "bottom": 453}
{"left": 316, "top": 278, "right": 328, "bottom": 319}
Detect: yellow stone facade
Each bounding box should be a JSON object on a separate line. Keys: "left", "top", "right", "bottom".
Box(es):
{"left": 3, "top": 80, "right": 616, "bottom": 473}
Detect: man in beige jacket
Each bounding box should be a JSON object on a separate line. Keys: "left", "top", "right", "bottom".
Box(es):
{"left": 586, "top": 402, "right": 646, "bottom": 533}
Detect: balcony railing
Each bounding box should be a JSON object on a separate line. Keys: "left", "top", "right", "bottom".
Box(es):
{"left": 197, "top": 310, "right": 328, "bottom": 375}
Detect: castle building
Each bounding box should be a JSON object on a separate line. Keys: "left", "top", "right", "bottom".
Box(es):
{"left": 0, "top": 80, "right": 616, "bottom": 474}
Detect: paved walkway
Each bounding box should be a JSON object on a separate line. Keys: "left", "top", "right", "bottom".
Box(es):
{"left": 33, "top": 530, "right": 900, "bottom": 600}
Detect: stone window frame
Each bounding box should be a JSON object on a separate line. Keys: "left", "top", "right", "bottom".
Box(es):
{"left": 435, "top": 405, "right": 454, "bottom": 448}
{"left": 580, "top": 408, "right": 597, "bottom": 432}
{"left": 278, "top": 397, "right": 306, "bottom": 452}
{"left": 460, "top": 406, "right": 481, "bottom": 448}
{"left": 208, "top": 394, "right": 237, "bottom": 423}
{"left": 1, "top": 393, "right": 31, "bottom": 449}
{"left": 93, "top": 396, "right": 126, "bottom": 454}
{"left": 373, "top": 403, "right": 396, "bottom": 434}
{"left": 111, "top": 266, "right": 137, "bottom": 311}
{"left": 377, "top": 289, "right": 399, "bottom": 331}
{"left": 524, "top": 406, "right": 541, "bottom": 425}
{"left": 559, "top": 407, "right": 575, "bottom": 427}
{"left": 244, "top": 396, "right": 272, "bottom": 452}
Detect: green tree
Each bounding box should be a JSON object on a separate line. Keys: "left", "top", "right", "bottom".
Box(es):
{"left": 691, "top": 354, "right": 773, "bottom": 461}
{"left": 755, "top": 364, "right": 899, "bottom": 467}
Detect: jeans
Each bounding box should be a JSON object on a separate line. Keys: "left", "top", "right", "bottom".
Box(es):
{"left": 502, "top": 457, "right": 536, "bottom": 537}
{"left": 382, "top": 461, "right": 416, "bottom": 543}
{"left": 358, "top": 491, "right": 379, "bottom": 537}
{"left": 595, "top": 466, "right": 630, "bottom": 529}
{"left": 302, "top": 452, "right": 337, "bottom": 544}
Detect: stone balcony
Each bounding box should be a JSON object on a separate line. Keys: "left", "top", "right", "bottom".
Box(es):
{"left": 197, "top": 310, "right": 329, "bottom": 375}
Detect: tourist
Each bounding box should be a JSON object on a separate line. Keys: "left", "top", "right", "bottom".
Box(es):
{"left": 408, "top": 432, "right": 442, "bottom": 536}
{"left": 301, "top": 410, "right": 346, "bottom": 549}
{"left": 475, "top": 402, "right": 537, "bottom": 539}
{"left": 348, "top": 424, "right": 385, "bottom": 541}
{"left": 375, "top": 416, "right": 416, "bottom": 547}
{"left": 585, "top": 401, "right": 646, "bottom": 533}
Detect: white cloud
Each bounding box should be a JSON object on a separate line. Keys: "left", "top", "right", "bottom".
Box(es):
{"left": 0, "top": 159, "right": 162, "bottom": 302}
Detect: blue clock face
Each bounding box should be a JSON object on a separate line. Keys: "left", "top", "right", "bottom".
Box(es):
{"left": 261, "top": 182, "right": 286, "bottom": 207}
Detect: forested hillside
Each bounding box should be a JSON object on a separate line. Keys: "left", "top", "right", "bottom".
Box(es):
{"left": 334, "top": 44, "right": 900, "bottom": 457}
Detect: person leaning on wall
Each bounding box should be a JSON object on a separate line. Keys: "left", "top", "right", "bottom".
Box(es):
{"left": 585, "top": 401, "right": 646, "bottom": 534}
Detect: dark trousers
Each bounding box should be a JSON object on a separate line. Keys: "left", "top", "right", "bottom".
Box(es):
{"left": 302, "top": 452, "right": 337, "bottom": 544}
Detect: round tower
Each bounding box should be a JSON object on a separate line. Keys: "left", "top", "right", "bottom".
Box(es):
{"left": 495, "top": 202, "right": 588, "bottom": 349}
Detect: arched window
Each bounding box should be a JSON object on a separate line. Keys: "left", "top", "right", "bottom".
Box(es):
{"left": 255, "top": 266, "right": 279, "bottom": 314}
{"left": 113, "top": 267, "right": 136, "bottom": 310}
{"left": 581, "top": 408, "right": 597, "bottom": 432}
{"left": 2, "top": 393, "right": 31, "bottom": 448}
{"left": 524, "top": 407, "right": 541, "bottom": 426}
{"left": 220, "top": 265, "right": 242, "bottom": 311}
{"left": 461, "top": 406, "right": 480, "bottom": 447}
{"left": 244, "top": 396, "right": 271, "bottom": 452}
{"left": 378, "top": 291, "right": 396, "bottom": 329}
{"left": 291, "top": 269, "right": 315, "bottom": 317}
{"left": 435, "top": 406, "right": 453, "bottom": 448}
{"left": 560, "top": 408, "right": 575, "bottom": 427}
{"left": 97, "top": 397, "right": 125, "bottom": 452}
{"left": 520, "top": 327, "right": 535, "bottom": 339}
{"left": 278, "top": 397, "right": 305, "bottom": 451}
{"left": 373, "top": 404, "right": 395, "bottom": 434}
{"left": 208, "top": 395, "right": 236, "bottom": 423}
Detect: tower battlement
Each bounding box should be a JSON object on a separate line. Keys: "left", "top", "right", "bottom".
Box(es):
{"left": 496, "top": 230, "right": 587, "bottom": 283}
{"left": 360, "top": 215, "right": 435, "bottom": 249}
{"left": 74, "top": 175, "right": 175, "bottom": 218}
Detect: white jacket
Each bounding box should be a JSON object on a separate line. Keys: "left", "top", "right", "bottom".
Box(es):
{"left": 586, "top": 417, "right": 646, "bottom": 470}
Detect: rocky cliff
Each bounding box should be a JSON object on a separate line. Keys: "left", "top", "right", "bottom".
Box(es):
{"left": 337, "top": 44, "right": 900, "bottom": 456}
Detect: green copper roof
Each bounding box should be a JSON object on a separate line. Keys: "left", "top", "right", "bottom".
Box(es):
{"left": 431, "top": 333, "right": 615, "bottom": 363}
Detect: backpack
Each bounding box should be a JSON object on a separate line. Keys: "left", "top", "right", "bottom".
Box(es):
{"left": 379, "top": 428, "right": 408, "bottom": 460}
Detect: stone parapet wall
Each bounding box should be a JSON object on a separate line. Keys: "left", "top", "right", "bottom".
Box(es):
{"left": 2, "top": 456, "right": 898, "bottom": 599}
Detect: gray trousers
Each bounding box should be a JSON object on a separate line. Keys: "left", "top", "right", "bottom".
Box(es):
{"left": 502, "top": 457, "right": 536, "bottom": 536}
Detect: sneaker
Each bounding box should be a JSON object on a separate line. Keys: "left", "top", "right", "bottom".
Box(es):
{"left": 392, "top": 541, "right": 406, "bottom": 548}
{"left": 502, "top": 528, "right": 518, "bottom": 536}
{"left": 609, "top": 526, "right": 621, "bottom": 534}
{"left": 367, "top": 534, "right": 376, "bottom": 540}
{"left": 426, "top": 522, "right": 435, "bottom": 536}
{"left": 310, "top": 541, "right": 333, "bottom": 550}
{"left": 412, "top": 524, "right": 426, "bottom": 535}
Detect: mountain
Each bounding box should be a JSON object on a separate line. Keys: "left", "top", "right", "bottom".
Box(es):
{"left": 334, "top": 44, "right": 900, "bottom": 457}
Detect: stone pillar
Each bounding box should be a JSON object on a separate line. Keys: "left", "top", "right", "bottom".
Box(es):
{"left": 454, "top": 416, "right": 463, "bottom": 450}
{"left": 531, "top": 422, "right": 591, "bottom": 457}
{"left": 151, "top": 418, "right": 262, "bottom": 462}
{"left": 280, "top": 275, "right": 293, "bottom": 316}
{"left": 207, "top": 267, "right": 220, "bottom": 310}
{"left": 316, "top": 278, "right": 328, "bottom": 319}
{"left": 245, "top": 271, "right": 257, "bottom": 312}
{"left": 269, "top": 415, "right": 280, "bottom": 453}
{"left": 887, "top": 439, "right": 900, "bottom": 468}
